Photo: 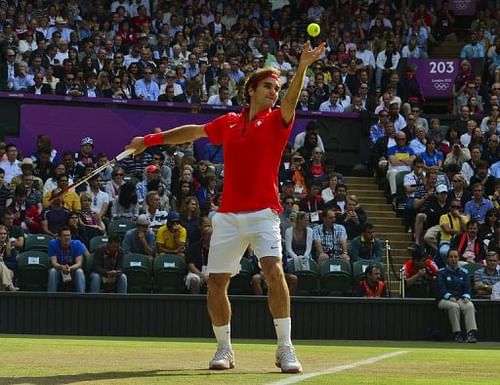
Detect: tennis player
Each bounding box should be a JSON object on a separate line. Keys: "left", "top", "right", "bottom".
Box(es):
{"left": 126, "top": 41, "right": 326, "bottom": 373}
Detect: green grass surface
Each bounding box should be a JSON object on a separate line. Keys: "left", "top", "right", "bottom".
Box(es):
{"left": 1, "top": 336, "right": 499, "bottom": 385}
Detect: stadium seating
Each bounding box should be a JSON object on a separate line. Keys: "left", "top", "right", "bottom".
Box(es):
{"left": 16, "top": 251, "right": 50, "bottom": 291}
{"left": 89, "top": 235, "right": 109, "bottom": 253}
{"left": 318, "top": 259, "right": 352, "bottom": 296}
{"left": 153, "top": 253, "right": 186, "bottom": 293}
{"left": 123, "top": 253, "right": 152, "bottom": 293}
{"left": 461, "top": 263, "right": 485, "bottom": 290}
{"left": 352, "top": 259, "right": 385, "bottom": 283}
{"left": 24, "top": 234, "right": 52, "bottom": 252}
{"left": 287, "top": 258, "right": 320, "bottom": 296}
{"left": 108, "top": 219, "right": 136, "bottom": 238}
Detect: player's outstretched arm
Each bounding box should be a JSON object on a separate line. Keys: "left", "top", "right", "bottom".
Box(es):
{"left": 281, "top": 41, "right": 326, "bottom": 125}
{"left": 126, "top": 124, "right": 207, "bottom": 154}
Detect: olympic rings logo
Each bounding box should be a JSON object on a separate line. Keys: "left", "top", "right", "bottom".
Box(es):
{"left": 454, "top": 1, "right": 471, "bottom": 10}
{"left": 433, "top": 82, "right": 450, "bottom": 91}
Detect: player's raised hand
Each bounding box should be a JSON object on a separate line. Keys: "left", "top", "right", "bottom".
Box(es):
{"left": 299, "top": 41, "right": 326, "bottom": 67}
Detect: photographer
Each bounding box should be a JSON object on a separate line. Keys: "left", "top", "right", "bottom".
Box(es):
{"left": 404, "top": 245, "right": 439, "bottom": 297}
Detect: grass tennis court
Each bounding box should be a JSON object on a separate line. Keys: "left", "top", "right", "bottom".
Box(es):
{"left": 1, "top": 336, "right": 499, "bottom": 385}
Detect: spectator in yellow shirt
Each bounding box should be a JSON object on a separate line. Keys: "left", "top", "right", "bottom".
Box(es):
{"left": 156, "top": 211, "right": 187, "bottom": 257}
{"left": 43, "top": 174, "right": 81, "bottom": 212}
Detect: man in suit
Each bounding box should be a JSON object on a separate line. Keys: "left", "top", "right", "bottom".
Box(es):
{"left": 55, "top": 72, "right": 82, "bottom": 96}
{"left": 0, "top": 48, "right": 17, "bottom": 91}
{"left": 27, "top": 72, "right": 52, "bottom": 94}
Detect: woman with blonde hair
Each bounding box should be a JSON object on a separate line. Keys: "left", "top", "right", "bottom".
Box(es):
{"left": 448, "top": 173, "right": 472, "bottom": 208}
{"left": 96, "top": 70, "right": 111, "bottom": 92}
{"left": 0, "top": 225, "right": 18, "bottom": 291}
{"left": 285, "top": 211, "right": 313, "bottom": 270}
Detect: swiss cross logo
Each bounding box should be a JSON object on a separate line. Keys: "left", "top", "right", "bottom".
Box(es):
{"left": 256, "top": 120, "right": 263, "bottom": 126}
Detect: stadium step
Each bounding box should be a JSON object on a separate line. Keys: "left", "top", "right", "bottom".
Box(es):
{"left": 344, "top": 175, "right": 412, "bottom": 297}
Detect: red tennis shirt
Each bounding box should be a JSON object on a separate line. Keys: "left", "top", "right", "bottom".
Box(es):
{"left": 204, "top": 107, "right": 293, "bottom": 213}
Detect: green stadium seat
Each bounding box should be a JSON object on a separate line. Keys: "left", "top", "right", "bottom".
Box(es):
{"left": 123, "top": 253, "right": 152, "bottom": 293}
{"left": 153, "top": 254, "right": 187, "bottom": 293}
{"left": 287, "top": 258, "right": 319, "bottom": 296}
{"left": 352, "top": 259, "right": 385, "bottom": 283}
{"left": 461, "top": 263, "right": 485, "bottom": 290}
{"left": 318, "top": 259, "right": 352, "bottom": 296}
{"left": 89, "top": 235, "right": 109, "bottom": 253}
{"left": 16, "top": 251, "right": 50, "bottom": 291}
{"left": 228, "top": 257, "right": 254, "bottom": 295}
{"left": 24, "top": 234, "right": 52, "bottom": 252}
{"left": 108, "top": 219, "right": 136, "bottom": 237}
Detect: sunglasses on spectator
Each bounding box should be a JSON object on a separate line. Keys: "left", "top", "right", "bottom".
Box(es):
{"left": 451, "top": 205, "right": 461, "bottom": 209}
{"left": 113, "top": 173, "right": 124, "bottom": 176}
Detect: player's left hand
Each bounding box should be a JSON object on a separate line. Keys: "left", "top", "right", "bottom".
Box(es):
{"left": 299, "top": 41, "right": 326, "bottom": 67}
{"left": 125, "top": 136, "right": 146, "bottom": 155}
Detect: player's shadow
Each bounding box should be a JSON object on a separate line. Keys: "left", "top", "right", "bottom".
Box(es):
{"left": 0, "top": 368, "right": 260, "bottom": 385}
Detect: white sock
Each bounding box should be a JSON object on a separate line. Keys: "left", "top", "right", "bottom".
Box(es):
{"left": 274, "top": 317, "right": 292, "bottom": 347}
{"left": 213, "top": 324, "right": 231, "bottom": 348}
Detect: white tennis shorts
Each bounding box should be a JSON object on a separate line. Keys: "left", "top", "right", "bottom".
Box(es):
{"left": 207, "top": 208, "right": 282, "bottom": 275}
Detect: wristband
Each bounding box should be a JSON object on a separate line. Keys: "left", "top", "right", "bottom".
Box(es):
{"left": 144, "top": 133, "right": 164, "bottom": 147}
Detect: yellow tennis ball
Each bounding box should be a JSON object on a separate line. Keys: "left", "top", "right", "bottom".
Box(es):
{"left": 307, "top": 23, "right": 320, "bottom": 37}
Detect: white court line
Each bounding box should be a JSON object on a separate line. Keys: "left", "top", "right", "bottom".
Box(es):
{"left": 266, "top": 350, "right": 408, "bottom": 385}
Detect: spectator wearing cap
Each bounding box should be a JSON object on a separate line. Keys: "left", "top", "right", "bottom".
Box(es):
{"left": 9, "top": 158, "right": 43, "bottom": 190}
{"left": 156, "top": 211, "right": 187, "bottom": 257}
{"left": 122, "top": 214, "right": 156, "bottom": 258}
{"left": 74, "top": 136, "right": 96, "bottom": 169}
{"left": 48, "top": 16, "right": 71, "bottom": 42}
{"left": 136, "top": 164, "right": 162, "bottom": 206}
{"left": 0, "top": 144, "right": 21, "bottom": 185}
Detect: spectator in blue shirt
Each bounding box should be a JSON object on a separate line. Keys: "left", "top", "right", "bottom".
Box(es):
{"left": 464, "top": 183, "right": 494, "bottom": 224}
{"left": 419, "top": 138, "right": 443, "bottom": 172}
{"left": 47, "top": 226, "right": 86, "bottom": 293}
{"left": 460, "top": 32, "right": 485, "bottom": 59}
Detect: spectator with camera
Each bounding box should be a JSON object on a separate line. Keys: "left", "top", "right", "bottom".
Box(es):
{"left": 313, "top": 208, "right": 349, "bottom": 263}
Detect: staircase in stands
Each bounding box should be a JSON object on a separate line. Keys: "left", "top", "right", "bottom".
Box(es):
{"left": 346, "top": 175, "right": 412, "bottom": 297}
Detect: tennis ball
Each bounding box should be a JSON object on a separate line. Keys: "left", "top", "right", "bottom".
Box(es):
{"left": 307, "top": 23, "right": 320, "bottom": 37}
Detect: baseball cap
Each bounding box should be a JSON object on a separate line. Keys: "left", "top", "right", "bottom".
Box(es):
{"left": 80, "top": 137, "right": 94, "bottom": 146}
{"left": 436, "top": 185, "right": 448, "bottom": 193}
{"left": 167, "top": 211, "right": 180, "bottom": 223}
{"left": 136, "top": 214, "right": 151, "bottom": 226}
{"left": 146, "top": 164, "right": 159, "bottom": 173}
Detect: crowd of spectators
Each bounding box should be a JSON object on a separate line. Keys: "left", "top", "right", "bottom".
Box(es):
{"left": 0, "top": 0, "right": 496, "bottom": 111}
{"left": 0, "top": 0, "right": 499, "bottom": 324}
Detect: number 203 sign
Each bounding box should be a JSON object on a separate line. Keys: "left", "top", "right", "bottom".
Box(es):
{"left": 408, "top": 59, "right": 459, "bottom": 98}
